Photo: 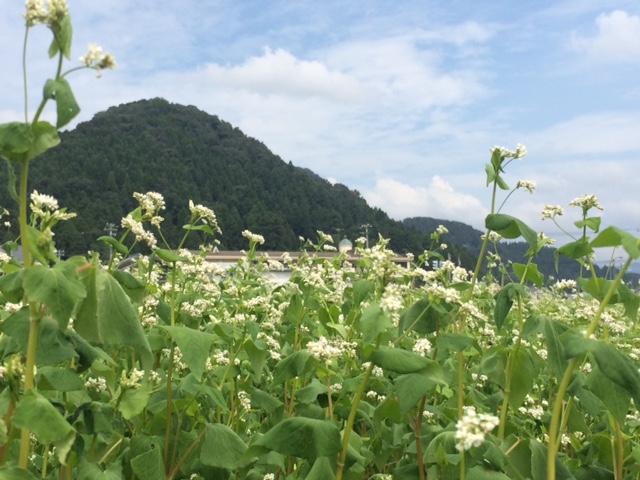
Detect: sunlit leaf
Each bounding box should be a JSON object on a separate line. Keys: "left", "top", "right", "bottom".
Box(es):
{"left": 485, "top": 214, "right": 537, "bottom": 251}
{"left": 590, "top": 226, "right": 640, "bottom": 259}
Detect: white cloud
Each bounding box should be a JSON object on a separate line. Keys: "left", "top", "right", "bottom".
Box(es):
{"left": 570, "top": 10, "right": 640, "bottom": 62}
{"left": 323, "top": 35, "right": 487, "bottom": 109}
{"left": 362, "top": 175, "right": 487, "bottom": 224}
{"left": 198, "top": 47, "right": 368, "bottom": 102}
{"left": 524, "top": 112, "right": 640, "bottom": 156}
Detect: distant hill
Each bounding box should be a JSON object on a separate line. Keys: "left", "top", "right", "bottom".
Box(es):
{"left": 0, "top": 98, "right": 430, "bottom": 256}
{"left": 403, "top": 216, "right": 609, "bottom": 282}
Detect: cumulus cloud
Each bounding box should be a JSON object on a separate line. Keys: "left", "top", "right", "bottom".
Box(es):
{"left": 361, "top": 175, "right": 487, "bottom": 224}
{"left": 199, "top": 47, "right": 368, "bottom": 102}
{"left": 570, "top": 10, "right": 640, "bottom": 62}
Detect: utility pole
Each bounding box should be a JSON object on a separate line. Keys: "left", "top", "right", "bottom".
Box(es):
{"left": 104, "top": 222, "right": 117, "bottom": 261}
{"left": 361, "top": 223, "right": 372, "bottom": 249}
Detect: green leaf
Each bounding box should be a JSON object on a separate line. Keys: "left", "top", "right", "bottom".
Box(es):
{"left": 399, "top": 297, "right": 438, "bottom": 334}
{"left": 77, "top": 460, "right": 122, "bottom": 480}
{"left": 566, "top": 337, "right": 640, "bottom": 408}
{"left": 555, "top": 240, "right": 592, "bottom": 268}
{"left": 129, "top": 436, "right": 164, "bottom": 480}
{"left": 0, "top": 310, "right": 77, "bottom": 365}
{"left": 493, "top": 283, "right": 526, "bottom": 330}
{"left": 351, "top": 280, "right": 375, "bottom": 306}
{"left": 509, "top": 348, "right": 537, "bottom": 409}
{"left": 28, "top": 121, "right": 60, "bottom": 159}
{"left": 529, "top": 439, "right": 574, "bottom": 480}
{"left": 245, "top": 338, "right": 268, "bottom": 383}
{"left": 542, "top": 318, "right": 570, "bottom": 378}
{"left": 485, "top": 163, "right": 496, "bottom": 186}
{"left": 160, "top": 326, "right": 215, "bottom": 380}
{"left": 358, "top": 303, "right": 393, "bottom": 343}
{"left": 306, "top": 456, "right": 336, "bottom": 480}
{"left": 296, "top": 378, "right": 328, "bottom": 404}
{"left": 110, "top": 269, "right": 145, "bottom": 303}
{"left": 0, "top": 270, "right": 24, "bottom": 303}
{"left": 253, "top": 417, "right": 341, "bottom": 461}
{"left": 574, "top": 216, "right": 601, "bottom": 233}
{"left": 12, "top": 390, "right": 76, "bottom": 464}
{"left": 436, "top": 332, "right": 476, "bottom": 352}
{"left": 25, "top": 225, "right": 57, "bottom": 265}
{"left": 273, "top": 350, "right": 315, "bottom": 384}
{"left": 3, "top": 159, "right": 20, "bottom": 202}
{"left": 394, "top": 372, "right": 444, "bottom": 414}
{"left": 590, "top": 226, "right": 640, "bottom": 259}
{"left": 153, "top": 248, "right": 189, "bottom": 263}
{"left": 75, "top": 263, "right": 151, "bottom": 353}
{"left": 0, "top": 466, "right": 39, "bottom": 480}
{"left": 118, "top": 383, "right": 151, "bottom": 420}
{"left": 97, "top": 236, "right": 129, "bottom": 256}
{"left": 586, "top": 366, "right": 630, "bottom": 424}
{"left": 23, "top": 261, "right": 86, "bottom": 329}
{"left": 251, "top": 388, "right": 283, "bottom": 415}
{"left": 0, "top": 122, "right": 32, "bottom": 161}
{"left": 466, "top": 466, "right": 512, "bottom": 480}
{"left": 369, "top": 347, "right": 442, "bottom": 375}
{"left": 36, "top": 366, "right": 85, "bottom": 391}
{"left": 200, "top": 423, "right": 248, "bottom": 469}
{"left": 43, "top": 78, "right": 80, "bottom": 128}
{"left": 182, "top": 223, "right": 215, "bottom": 235}
{"left": 512, "top": 263, "right": 544, "bottom": 287}
{"left": 48, "top": 14, "right": 73, "bottom": 59}
{"left": 485, "top": 214, "right": 537, "bottom": 251}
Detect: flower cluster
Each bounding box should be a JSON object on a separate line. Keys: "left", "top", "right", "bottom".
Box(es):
{"left": 242, "top": 230, "right": 265, "bottom": 245}
{"left": 84, "top": 377, "right": 107, "bottom": 393}
{"left": 30, "top": 190, "right": 76, "bottom": 223}
{"left": 121, "top": 214, "right": 157, "bottom": 249}
{"left": 516, "top": 179, "right": 536, "bottom": 193}
{"left": 24, "top": 0, "right": 68, "bottom": 26}
{"left": 79, "top": 43, "right": 117, "bottom": 72}
{"left": 491, "top": 144, "right": 527, "bottom": 159}
{"left": 306, "top": 336, "right": 357, "bottom": 362}
{"left": 119, "top": 369, "right": 145, "bottom": 389}
{"left": 569, "top": 194, "right": 603, "bottom": 212}
{"left": 133, "top": 191, "right": 165, "bottom": 226}
{"left": 413, "top": 338, "right": 432, "bottom": 356}
{"left": 189, "top": 200, "right": 221, "bottom": 232}
{"left": 541, "top": 204, "right": 564, "bottom": 220}
{"left": 455, "top": 407, "right": 500, "bottom": 451}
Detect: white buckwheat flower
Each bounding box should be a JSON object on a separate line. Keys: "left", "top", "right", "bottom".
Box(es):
{"left": 455, "top": 407, "right": 499, "bottom": 452}
{"left": 242, "top": 230, "right": 265, "bottom": 245}
{"left": 413, "top": 338, "right": 432, "bottom": 356}
{"left": 541, "top": 204, "right": 564, "bottom": 220}
{"left": 189, "top": 200, "right": 220, "bottom": 232}
{"left": 569, "top": 194, "right": 603, "bottom": 212}
{"left": 516, "top": 180, "right": 536, "bottom": 193}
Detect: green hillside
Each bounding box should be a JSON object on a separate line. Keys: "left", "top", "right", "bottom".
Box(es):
{"left": 0, "top": 98, "right": 430, "bottom": 257}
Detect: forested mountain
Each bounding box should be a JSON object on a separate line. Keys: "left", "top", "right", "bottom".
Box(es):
{"left": 0, "top": 98, "right": 430, "bottom": 257}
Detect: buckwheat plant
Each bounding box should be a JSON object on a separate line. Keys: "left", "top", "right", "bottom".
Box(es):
{"left": 0, "top": 1, "right": 116, "bottom": 471}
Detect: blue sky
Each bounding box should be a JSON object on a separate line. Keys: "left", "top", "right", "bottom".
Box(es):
{"left": 2, "top": 1, "right": 640, "bottom": 261}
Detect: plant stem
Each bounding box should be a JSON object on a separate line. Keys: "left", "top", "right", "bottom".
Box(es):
{"left": 167, "top": 427, "right": 207, "bottom": 480}
{"left": 336, "top": 361, "right": 375, "bottom": 480}
{"left": 415, "top": 395, "right": 427, "bottom": 480}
